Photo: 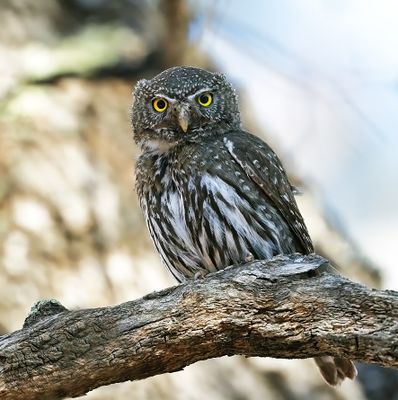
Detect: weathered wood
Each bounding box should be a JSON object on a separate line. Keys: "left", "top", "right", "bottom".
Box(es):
{"left": 0, "top": 254, "right": 397, "bottom": 400}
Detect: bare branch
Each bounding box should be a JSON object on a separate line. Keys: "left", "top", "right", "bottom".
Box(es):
{"left": 0, "top": 254, "right": 397, "bottom": 400}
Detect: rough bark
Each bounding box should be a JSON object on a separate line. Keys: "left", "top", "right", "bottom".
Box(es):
{"left": 0, "top": 254, "right": 397, "bottom": 400}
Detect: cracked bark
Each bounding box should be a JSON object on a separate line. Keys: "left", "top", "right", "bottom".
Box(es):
{"left": 0, "top": 254, "right": 397, "bottom": 400}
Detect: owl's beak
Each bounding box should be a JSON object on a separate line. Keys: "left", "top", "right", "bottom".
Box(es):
{"left": 177, "top": 107, "right": 190, "bottom": 133}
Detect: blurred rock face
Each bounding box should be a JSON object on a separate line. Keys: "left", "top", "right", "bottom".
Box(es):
{"left": 0, "top": 1, "right": 385, "bottom": 399}
{"left": 0, "top": 78, "right": 170, "bottom": 327}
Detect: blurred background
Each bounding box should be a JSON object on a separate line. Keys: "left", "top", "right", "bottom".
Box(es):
{"left": 0, "top": 0, "right": 396, "bottom": 399}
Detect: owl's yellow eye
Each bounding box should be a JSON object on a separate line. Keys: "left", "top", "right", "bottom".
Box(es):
{"left": 152, "top": 97, "right": 168, "bottom": 113}
{"left": 197, "top": 92, "right": 213, "bottom": 107}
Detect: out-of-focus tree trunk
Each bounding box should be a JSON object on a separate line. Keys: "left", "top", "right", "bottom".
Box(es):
{"left": 160, "top": 0, "right": 190, "bottom": 67}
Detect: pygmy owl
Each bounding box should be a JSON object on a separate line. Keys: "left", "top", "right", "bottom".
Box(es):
{"left": 132, "top": 66, "right": 357, "bottom": 386}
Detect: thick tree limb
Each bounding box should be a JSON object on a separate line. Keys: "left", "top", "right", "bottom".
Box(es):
{"left": 0, "top": 254, "right": 397, "bottom": 400}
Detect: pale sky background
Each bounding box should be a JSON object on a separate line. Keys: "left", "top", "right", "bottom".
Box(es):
{"left": 190, "top": 0, "right": 398, "bottom": 288}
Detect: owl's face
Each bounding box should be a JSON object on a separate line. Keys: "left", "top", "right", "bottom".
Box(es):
{"left": 132, "top": 66, "right": 240, "bottom": 151}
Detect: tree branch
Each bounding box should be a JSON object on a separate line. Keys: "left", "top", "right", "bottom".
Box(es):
{"left": 0, "top": 254, "right": 397, "bottom": 400}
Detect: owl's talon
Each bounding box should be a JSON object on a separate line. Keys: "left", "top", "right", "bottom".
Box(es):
{"left": 193, "top": 271, "right": 208, "bottom": 280}
{"left": 244, "top": 253, "right": 254, "bottom": 263}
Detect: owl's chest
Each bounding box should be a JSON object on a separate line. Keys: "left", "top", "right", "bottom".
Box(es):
{"left": 141, "top": 155, "right": 197, "bottom": 221}
{"left": 138, "top": 150, "right": 266, "bottom": 229}
{"left": 137, "top": 150, "right": 290, "bottom": 279}
{"left": 137, "top": 145, "right": 197, "bottom": 202}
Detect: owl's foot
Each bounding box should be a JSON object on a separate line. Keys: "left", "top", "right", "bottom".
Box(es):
{"left": 231, "top": 253, "right": 255, "bottom": 269}
{"left": 244, "top": 253, "right": 254, "bottom": 263}
{"left": 193, "top": 271, "right": 209, "bottom": 280}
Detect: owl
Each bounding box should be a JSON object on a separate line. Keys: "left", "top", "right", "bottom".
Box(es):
{"left": 132, "top": 66, "right": 356, "bottom": 386}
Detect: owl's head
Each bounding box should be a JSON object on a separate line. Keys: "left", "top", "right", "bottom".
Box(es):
{"left": 132, "top": 66, "right": 240, "bottom": 151}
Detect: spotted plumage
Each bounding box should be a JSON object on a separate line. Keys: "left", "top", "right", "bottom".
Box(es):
{"left": 132, "top": 66, "right": 356, "bottom": 385}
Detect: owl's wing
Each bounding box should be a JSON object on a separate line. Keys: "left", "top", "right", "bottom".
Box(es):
{"left": 223, "top": 130, "right": 313, "bottom": 254}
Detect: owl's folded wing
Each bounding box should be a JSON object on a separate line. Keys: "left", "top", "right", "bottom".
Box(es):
{"left": 223, "top": 131, "right": 313, "bottom": 254}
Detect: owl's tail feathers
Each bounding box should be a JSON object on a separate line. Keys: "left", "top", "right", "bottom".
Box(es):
{"left": 314, "top": 356, "right": 357, "bottom": 386}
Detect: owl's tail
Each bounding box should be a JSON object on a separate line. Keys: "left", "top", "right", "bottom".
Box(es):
{"left": 314, "top": 356, "right": 357, "bottom": 386}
